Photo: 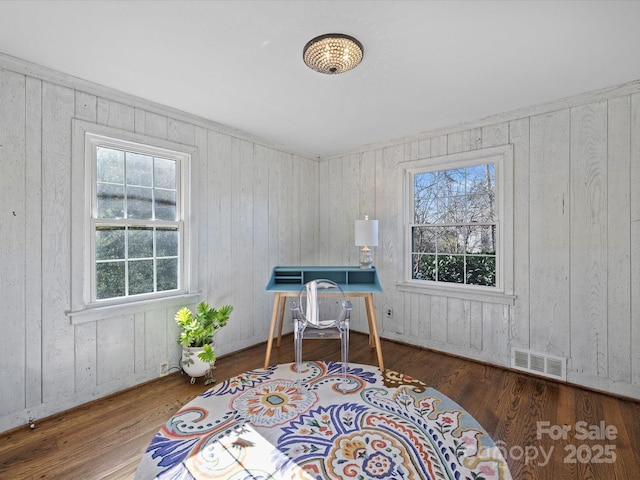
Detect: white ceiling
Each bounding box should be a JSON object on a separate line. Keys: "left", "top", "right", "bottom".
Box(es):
{"left": 1, "top": 1, "right": 639, "bottom": 157}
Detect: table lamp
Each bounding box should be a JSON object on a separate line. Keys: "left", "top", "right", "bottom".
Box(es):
{"left": 355, "top": 215, "right": 378, "bottom": 269}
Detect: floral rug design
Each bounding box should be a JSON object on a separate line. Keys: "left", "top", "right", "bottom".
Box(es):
{"left": 136, "top": 361, "right": 512, "bottom": 479}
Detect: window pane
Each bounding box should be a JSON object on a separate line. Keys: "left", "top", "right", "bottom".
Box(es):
{"left": 466, "top": 225, "right": 496, "bottom": 253}
{"left": 468, "top": 163, "right": 494, "bottom": 190}
{"left": 412, "top": 226, "right": 435, "bottom": 253}
{"left": 154, "top": 157, "right": 176, "bottom": 189}
{"left": 127, "top": 186, "right": 153, "bottom": 219}
{"left": 466, "top": 255, "right": 496, "bottom": 286}
{"left": 96, "top": 227, "right": 124, "bottom": 260}
{"left": 129, "top": 260, "right": 154, "bottom": 295}
{"left": 414, "top": 172, "right": 437, "bottom": 223}
{"left": 448, "top": 195, "right": 467, "bottom": 222}
{"left": 97, "top": 147, "right": 124, "bottom": 183}
{"left": 126, "top": 152, "right": 153, "bottom": 187}
{"left": 437, "top": 255, "right": 464, "bottom": 283}
{"left": 465, "top": 164, "right": 495, "bottom": 222}
{"left": 424, "top": 204, "right": 439, "bottom": 224}
{"left": 437, "top": 226, "right": 465, "bottom": 254}
{"left": 466, "top": 164, "right": 488, "bottom": 190}
{"left": 437, "top": 197, "right": 458, "bottom": 224}
{"left": 97, "top": 183, "right": 124, "bottom": 218}
{"left": 128, "top": 227, "right": 153, "bottom": 259}
{"left": 444, "top": 168, "right": 465, "bottom": 196}
{"left": 154, "top": 189, "right": 176, "bottom": 221}
{"left": 156, "top": 228, "right": 178, "bottom": 257}
{"left": 412, "top": 254, "right": 436, "bottom": 280}
{"left": 96, "top": 261, "right": 125, "bottom": 299}
{"left": 157, "top": 258, "right": 178, "bottom": 291}
{"left": 465, "top": 193, "right": 495, "bottom": 222}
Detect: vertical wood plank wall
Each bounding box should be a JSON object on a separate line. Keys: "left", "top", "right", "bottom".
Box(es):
{"left": 317, "top": 87, "right": 640, "bottom": 401}
{"left": 0, "top": 62, "right": 319, "bottom": 432}
{"left": 1, "top": 57, "right": 639, "bottom": 432}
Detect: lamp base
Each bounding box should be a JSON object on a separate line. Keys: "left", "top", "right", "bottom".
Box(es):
{"left": 359, "top": 247, "right": 373, "bottom": 269}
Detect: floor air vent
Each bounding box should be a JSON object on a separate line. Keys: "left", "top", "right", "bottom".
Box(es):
{"left": 511, "top": 348, "right": 567, "bottom": 381}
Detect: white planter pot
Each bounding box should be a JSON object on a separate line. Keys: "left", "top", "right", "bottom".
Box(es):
{"left": 181, "top": 345, "right": 215, "bottom": 383}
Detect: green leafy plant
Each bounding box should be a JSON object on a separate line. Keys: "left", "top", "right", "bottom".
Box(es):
{"left": 175, "top": 301, "right": 234, "bottom": 363}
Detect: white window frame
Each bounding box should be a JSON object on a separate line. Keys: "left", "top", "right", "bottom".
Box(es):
{"left": 68, "top": 120, "right": 199, "bottom": 323}
{"left": 88, "top": 134, "right": 188, "bottom": 304}
{"left": 399, "top": 145, "right": 515, "bottom": 305}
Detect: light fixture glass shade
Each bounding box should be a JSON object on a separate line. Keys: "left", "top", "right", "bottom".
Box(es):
{"left": 355, "top": 216, "right": 378, "bottom": 269}
{"left": 303, "top": 33, "right": 363, "bottom": 75}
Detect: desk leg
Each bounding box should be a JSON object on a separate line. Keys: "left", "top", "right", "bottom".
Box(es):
{"left": 364, "top": 293, "right": 385, "bottom": 371}
{"left": 276, "top": 295, "right": 286, "bottom": 347}
{"left": 366, "top": 307, "right": 375, "bottom": 347}
{"left": 264, "top": 293, "right": 281, "bottom": 369}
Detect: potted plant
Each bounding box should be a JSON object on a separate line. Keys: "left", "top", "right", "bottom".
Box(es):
{"left": 175, "top": 301, "right": 233, "bottom": 384}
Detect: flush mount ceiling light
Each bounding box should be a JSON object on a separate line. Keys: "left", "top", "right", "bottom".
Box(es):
{"left": 303, "top": 33, "right": 363, "bottom": 75}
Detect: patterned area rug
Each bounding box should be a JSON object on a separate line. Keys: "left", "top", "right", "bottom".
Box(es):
{"left": 136, "top": 361, "right": 512, "bottom": 479}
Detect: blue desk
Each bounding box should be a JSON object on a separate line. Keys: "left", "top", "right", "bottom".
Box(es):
{"left": 265, "top": 266, "right": 384, "bottom": 370}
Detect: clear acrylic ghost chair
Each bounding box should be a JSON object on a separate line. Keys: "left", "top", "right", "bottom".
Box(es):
{"left": 291, "top": 279, "right": 352, "bottom": 390}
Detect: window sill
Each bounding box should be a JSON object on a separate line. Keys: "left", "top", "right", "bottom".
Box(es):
{"left": 67, "top": 292, "right": 201, "bottom": 325}
{"left": 396, "top": 282, "right": 516, "bottom": 306}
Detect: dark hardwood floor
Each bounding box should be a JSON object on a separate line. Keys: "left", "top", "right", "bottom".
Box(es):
{"left": 1, "top": 332, "right": 639, "bottom": 479}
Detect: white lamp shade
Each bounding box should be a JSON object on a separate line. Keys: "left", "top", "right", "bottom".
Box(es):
{"left": 355, "top": 219, "right": 378, "bottom": 246}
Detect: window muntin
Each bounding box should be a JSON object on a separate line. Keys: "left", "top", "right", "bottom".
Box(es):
{"left": 90, "top": 139, "right": 185, "bottom": 302}
{"left": 410, "top": 162, "right": 497, "bottom": 288}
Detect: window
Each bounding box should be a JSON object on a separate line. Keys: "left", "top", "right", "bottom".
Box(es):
{"left": 402, "top": 145, "right": 513, "bottom": 295}
{"left": 88, "top": 134, "right": 189, "bottom": 303}
{"left": 412, "top": 163, "right": 496, "bottom": 286}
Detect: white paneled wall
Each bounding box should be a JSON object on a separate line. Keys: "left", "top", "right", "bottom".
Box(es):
{"left": 1, "top": 54, "right": 639, "bottom": 433}
{"left": 318, "top": 84, "right": 640, "bottom": 400}
{"left": 0, "top": 58, "right": 318, "bottom": 432}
